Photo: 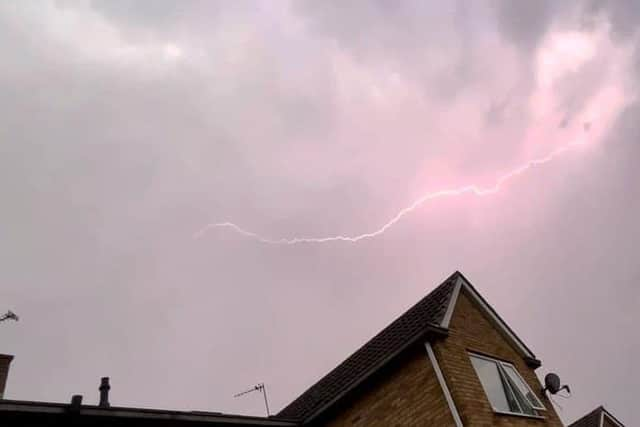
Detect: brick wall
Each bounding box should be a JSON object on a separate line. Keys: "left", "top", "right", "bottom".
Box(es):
{"left": 433, "top": 289, "right": 564, "bottom": 427}
{"left": 319, "top": 346, "right": 457, "bottom": 427}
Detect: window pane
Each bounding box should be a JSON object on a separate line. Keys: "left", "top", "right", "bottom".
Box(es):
{"left": 470, "top": 356, "right": 511, "bottom": 412}
{"left": 497, "top": 367, "right": 524, "bottom": 414}
{"left": 499, "top": 366, "right": 536, "bottom": 415}
{"left": 501, "top": 364, "right": 545, "bottom": 410}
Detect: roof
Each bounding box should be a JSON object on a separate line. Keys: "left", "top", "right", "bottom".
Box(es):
{"left": 569, "top": 406, "right": 603, "bottom": 427}
{"left": 0, "top": 399, "right": 298, "bottom": 427}
{"left": 277, "top": 272, "right": 458, "bottom": 422}
{"left": 568, "top": 406, "right": 625, "bottom": 427}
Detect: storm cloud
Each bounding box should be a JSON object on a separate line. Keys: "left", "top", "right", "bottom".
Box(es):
{"left": 0, "top": 1, "right": 638, "bottom": 424}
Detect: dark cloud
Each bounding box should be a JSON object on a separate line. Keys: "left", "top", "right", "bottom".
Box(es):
{"left": 291, "top": 1, "right": 492, "bottom": 100}
{"left": 492, "top": 0, "right": 560, "bottom": 49}
{"left": 586, "top": 0, "right": 640, "bottom": 39}
{"left": 90, "top": 0, "right": 195, "bottom": 27}
{"left": 491, "top": 0, "right": 640, "bottom": 57}
{"left": 87, "top": 0, "right": 223, "bottom": 40}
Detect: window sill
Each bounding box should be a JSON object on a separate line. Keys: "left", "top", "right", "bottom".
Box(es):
{"left": 494, "top": 410, "right": 545, "bottom": 420}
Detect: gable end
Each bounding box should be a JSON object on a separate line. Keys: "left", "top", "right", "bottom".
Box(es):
{"left": 440, "top": 273, "right": 539, "bottom": 366}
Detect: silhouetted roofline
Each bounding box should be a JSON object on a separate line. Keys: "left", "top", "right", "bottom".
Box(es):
{"left": 0, "top": 399, "right": 298, "bottom": 426}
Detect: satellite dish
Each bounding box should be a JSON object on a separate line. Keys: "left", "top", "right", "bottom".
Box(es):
{"left": 544, "top": 373, "right": 561, "bottom": 393}
{"left": 543, "top": 373, "right": 570, "bottom": 395}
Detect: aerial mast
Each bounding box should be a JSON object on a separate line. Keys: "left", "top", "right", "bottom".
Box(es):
{"left": 234, "top": 383, "right": 270, "bottom": 416}
{"left": 0, "top": 310, "right": 19, "bottom": 324}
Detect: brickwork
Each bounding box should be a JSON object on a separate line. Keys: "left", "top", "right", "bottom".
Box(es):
{"left": 433, "top": 290, "right": 564, "bottom": 427}
{"left": 320, "top": 346, "right": 456, "bottom": 427}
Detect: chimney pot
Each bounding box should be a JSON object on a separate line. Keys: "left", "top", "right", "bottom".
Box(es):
{"left": 0, "top": 354, "right": 14, "bottom": 399}
{"left": 99, "top": 377, "right": 110, "bottom": 407}
{"left": 70, "top": 394, "right": 83, "bottom": 413}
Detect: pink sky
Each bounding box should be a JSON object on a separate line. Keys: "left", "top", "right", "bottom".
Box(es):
{"left": 0, "top": 1, "right": 639, "bottom": 425}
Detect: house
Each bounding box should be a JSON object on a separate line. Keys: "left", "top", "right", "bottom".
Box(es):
{"left": 568, "top": 406, "right": 625, "bottom": 427}
{"left": 1, "top": 271, "right": 571, "bottom": 425}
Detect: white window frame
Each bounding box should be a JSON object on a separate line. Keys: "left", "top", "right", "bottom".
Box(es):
{"left": 469, "top": 352, "right": 546, "bottom": 416}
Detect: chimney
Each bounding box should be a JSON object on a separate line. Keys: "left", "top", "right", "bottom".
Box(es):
{"left": 99, "top": 377, "right": 110, "bottom": 407}
{"left": 70, "top": 394, "right": 83, "bottom": 413}
{"left": 0, "top": 354, "right": 14, "bottom": 399}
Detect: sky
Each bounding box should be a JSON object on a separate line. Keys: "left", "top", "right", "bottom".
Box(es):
{"left": 0, "top": 1, "right": 638, "bottom": 425}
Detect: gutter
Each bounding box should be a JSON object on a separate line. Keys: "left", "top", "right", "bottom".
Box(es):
{"left": 0, "top": 400, "right": 298, "bottom": 426}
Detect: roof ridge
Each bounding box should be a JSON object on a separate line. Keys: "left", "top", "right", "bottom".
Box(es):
{"left": 600, "top": 406, "right": 626, "bottom": 426}
{"left": 277, "top": 272, "right": 459, "bottom": 421}
{"left": 568, "top": 405, "right": 624, "bottom": 427}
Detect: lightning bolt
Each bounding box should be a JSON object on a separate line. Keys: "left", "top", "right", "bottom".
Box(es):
{"left": 194, "top": 140, "right": 585, "bottom": 244}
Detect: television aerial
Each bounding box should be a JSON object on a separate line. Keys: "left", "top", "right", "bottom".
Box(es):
{"left": 0, "top": 310, "right": 19, "bottom": 323}
{"left": 234, "top": 383, "right": 270, "bottom": 416}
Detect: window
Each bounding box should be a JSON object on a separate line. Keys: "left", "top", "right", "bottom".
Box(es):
{"left": 469, "top": 353, "right": 545, "bottom": 416}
